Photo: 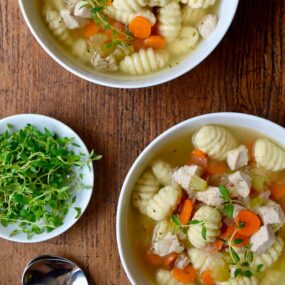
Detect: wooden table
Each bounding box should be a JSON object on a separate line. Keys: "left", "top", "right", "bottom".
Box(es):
{"left": 0, "top": 0, "right": 285, "bottom": 284}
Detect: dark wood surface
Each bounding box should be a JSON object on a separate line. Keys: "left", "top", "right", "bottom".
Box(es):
{"left": 0, "top": 0, "right": 285, "bottom": 284}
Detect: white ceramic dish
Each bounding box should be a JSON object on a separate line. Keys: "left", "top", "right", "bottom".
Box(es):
{"left": 116, "top": 112, "right": 285, "bottom": 285}
{"left": 0, "top": 114, "right": 94, "bottom": 243}
{"left": 19, "top": 0, "right": 239, "bottom": 88}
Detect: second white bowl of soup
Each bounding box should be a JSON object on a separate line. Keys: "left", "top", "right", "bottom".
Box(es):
{"left": 19, "top": 0, "right": 238, "bottom": 88}
{"left": 117, "top": 113, "right": 285, "bottom": 285}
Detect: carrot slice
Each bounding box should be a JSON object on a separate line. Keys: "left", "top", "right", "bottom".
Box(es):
{"left": 145, "top": 251, "right": 164, "bottom": 266}
{"left": 270, "top": 182, "right": 285, "bottom": 200}
{"left": 172, "top": 265, "right": 197, "bottom": 283}
{"left": 201, "top": 270, "right": 214, "bottom": 285}
{"left": 83, "top": 22, "right": 99, "bottom": 38}
{"left": 143, "top": 35, "right": 166, "bottom": 49}
{"left": 207, "top": 162, "right": 228, "bottom": 175}
{"left": 164, "top": 252, "right": 178, "bottom": 269}
{"left": 192, "top": 149, "right": 208, "bottom": 160}
{"left": 132, "top": 38, "right": 144, "bottom": 52}
{"left": 186, "top": 150, "right": 208, "bottom": 169}
{"left": 179, "top": 199, "right": 193, "bottom": 225}
{"left": 208, "top": 239, "right": 224, "bottom": 252}
{"left": 128, "top": 16, "right": 151, "bottom": 39}
{"left": 223, "top": 225, "right": 250, "bottom": 248}
{"left": 234, "top": 210, "right": 261, "bottom": 237}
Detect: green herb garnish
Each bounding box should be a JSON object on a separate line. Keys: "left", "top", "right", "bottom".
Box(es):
{"left": 0, "top": 124, "right": 101, "bottom": 238}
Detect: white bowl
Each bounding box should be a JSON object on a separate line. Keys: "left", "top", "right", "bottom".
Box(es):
{"left": 0, "top": 114, "right": 94, "bottom": 243}
{"left": 117, "top": 112, "right": 285, "bottom": 285}
{"left": 19, "top": 0, "right": 239, "bottom": 88}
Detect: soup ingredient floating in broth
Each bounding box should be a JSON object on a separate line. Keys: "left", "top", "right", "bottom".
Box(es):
{"left": 41, "top": 0, "right": 219, "bottom": 75}
{"left": 0, "top": 124, "right": 101, "bottom": 239}
{"left": 130, "top": 124, "right": 285, "bottom": 285}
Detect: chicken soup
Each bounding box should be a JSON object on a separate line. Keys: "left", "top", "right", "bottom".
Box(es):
{"left": 130, "top": 125, "right": 285, "bottom": 285}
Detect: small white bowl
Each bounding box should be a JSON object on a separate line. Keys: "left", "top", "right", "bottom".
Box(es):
{"left": 117, "top": 112, "right": 285, "bottom": 285}
{"left": 19, "top": 0, "right": 239, "bottom": 88}
{"left": 0, "top": 114, "right": 94, "bottom": 243}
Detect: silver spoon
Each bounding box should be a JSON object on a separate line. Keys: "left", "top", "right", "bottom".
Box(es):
{"left": 22, "top": 255, "right": 89, "bottom": 285}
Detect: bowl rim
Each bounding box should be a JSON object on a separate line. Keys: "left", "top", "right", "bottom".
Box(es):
{"left": 0, "top": 113, "right": 94, "bottom": 243}
{"left": 18, "top": 0, "right": 239, "bottom": 89}
{"left": 116, "top": 112, "right": 285, "bottom": 284}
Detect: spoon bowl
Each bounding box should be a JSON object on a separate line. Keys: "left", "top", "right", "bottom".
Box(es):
{"left": 22, "top": 255, "right": 89, "bottom": 285}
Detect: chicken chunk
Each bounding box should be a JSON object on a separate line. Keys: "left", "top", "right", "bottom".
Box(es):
{"left": 91, "top": 54, "right": 118, "bottom": 71}
{"left": 172, "top": 165, "right": 203, "bottom": 194}
{"left": 153, "top": 233, "right": 184, "bottom": 257}
{"left": 228, "top": 171, "right": 251, "bottom": 198}
{"left": 197, "top": 14, "right": 218, "bottom": 39}
{"left": 175, "top": 254, "right": 190, "bottom": 269}
{"left": 227, "top": 145, "right": 249, "bottom": 171}
{"left": 258, "top": 203, "right": 285, "bottom": 225}
{"left": 250, "top": 225, "right": 276, "bottom": 254}
{"left": 60, "top": 9, "right": 87, "bottom": 29}
{"left": 195, "top": 187, "right": 223, "bottom": 206}
{"left": 74, "top": 1, "right": 92, "bottom": 18}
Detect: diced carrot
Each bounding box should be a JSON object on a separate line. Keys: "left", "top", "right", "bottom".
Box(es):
{"left": 107, "top": 20, "right": 127, "bottom": 40}
{"left": 234, "top": 210, "right": 261, "bottom": 237}
{"left": 83, "top": 22, "right": 99, "bottom": 38}
{"left": 107, "top": 0, "right": 113, "bottom": 5}
{"left": 208, "top": 239, "right": 224, "bottom": 252}
{"left": 179, "top": 199, "right": 193, "bottom": 225}
{"left": 207, "top": 162, "right": 228, "bottom": 175}
{"left": 164, "top": 252, "right": 178, "bottom": 269}
{"left": 201, "top": 270, "right": 214, "bottom": 285}
{"left": 128, "top": 16, "right": 151, "bottom": 39}
{"left": 186, "top": 150, "right": 208, "bottom": 169}
{"left": 192, "top": 149, "right": 208, "bottom": 160}
{"left": 223, "top": 224, "right": 249, "bottom": 248}
{"left": 245, "top": 141, "right": 255, "bottom": 163}
{"left": 145, "top": 251, "right": 164, "bottom": 266}
{"left": 132, "top": 38, "right": 144, "bottom": 52}
{"left": 172, "top": 265, "right": 197, "bottom": 283}
{"left": 270, "top": 182, "right": 285, "bottom": 200}
{"left": 143, "top": 35, "right": 166, "bottom": 49}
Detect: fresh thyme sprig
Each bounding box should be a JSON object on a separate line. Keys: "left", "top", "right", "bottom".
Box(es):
{"left": 83, "top": 0, "right": 133, "bottom": 53}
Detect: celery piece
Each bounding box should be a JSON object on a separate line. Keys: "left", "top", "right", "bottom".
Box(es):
{"left": 249, "top": 196, "right": 264, "bottom": 209}
{"left": 252, "top": 174, "right": 265, "bottom": 192}
{"left": 190, "top": 175, "right": 208, "bottom": 191}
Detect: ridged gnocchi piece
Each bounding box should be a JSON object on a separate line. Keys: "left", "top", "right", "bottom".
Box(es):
{"left": 182, "top": 6, "right": 206, "bottom": 26}
{"left": 252, "top": 236, "right": 284, "bottom": 270}
{"left": 152, "top": 160, "right": 173, "bottom": 186}
{"left": 43, "top": 6, "right": 73, "bottom": 46}
{"left": 158, "top": 3, "right": 182, "bottom": 43}
{"left": 147, "top": 184, "right": 182, "bottom": 221}
{"left": 113, "top": 0, "right": 148, "bottom": 12}
{"left": 188, "top": 206, "right": 221, "bottom": 248}
{"left": 193, "top": 125, "right": 237, "bottom": 161}
{"left": 253, "top": 139, "right": 285, "bottom": 172}
{"left": 170, "top": 26, "right": 199, "bottom": 56}
{"left": 217, "top": 276, "right": 259, "bottom": 285}
{"left": 152, "top": 220, "right": 169, "bottom": 242}
{"left": 181, "top": 0, "right": 216, "bottom": 9}
{"left": 188, "top": 248, "right": 229, "bottom": 281}
{"left": 104, "top": 6, "right": 156, "bottom": 26}
{"left": 132, "top": 171, "right": 160, "bottom": 215}
{"left": 72, "top": 39, "right": 92, "bottom": 63}
{"left": 156, "top": 269, "right": 194, "bottom": 285}
{"left": 119, "top": 48, "right": 169, "bottom": 75}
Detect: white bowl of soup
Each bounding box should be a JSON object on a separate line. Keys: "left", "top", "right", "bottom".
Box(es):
{"left": 117, "top": 112, "right": 285, "bottom": 285}
{"left": 19, "top": 0, "right": 239, "bottom": 88}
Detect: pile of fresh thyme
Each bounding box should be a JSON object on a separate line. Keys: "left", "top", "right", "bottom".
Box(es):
{"left": 0, "top": 124, "right": 101, "bottom": 238}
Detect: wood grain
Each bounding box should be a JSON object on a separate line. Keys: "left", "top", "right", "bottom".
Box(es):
{"left": 0, "top": 0, "right": 285, "bottom": 284}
